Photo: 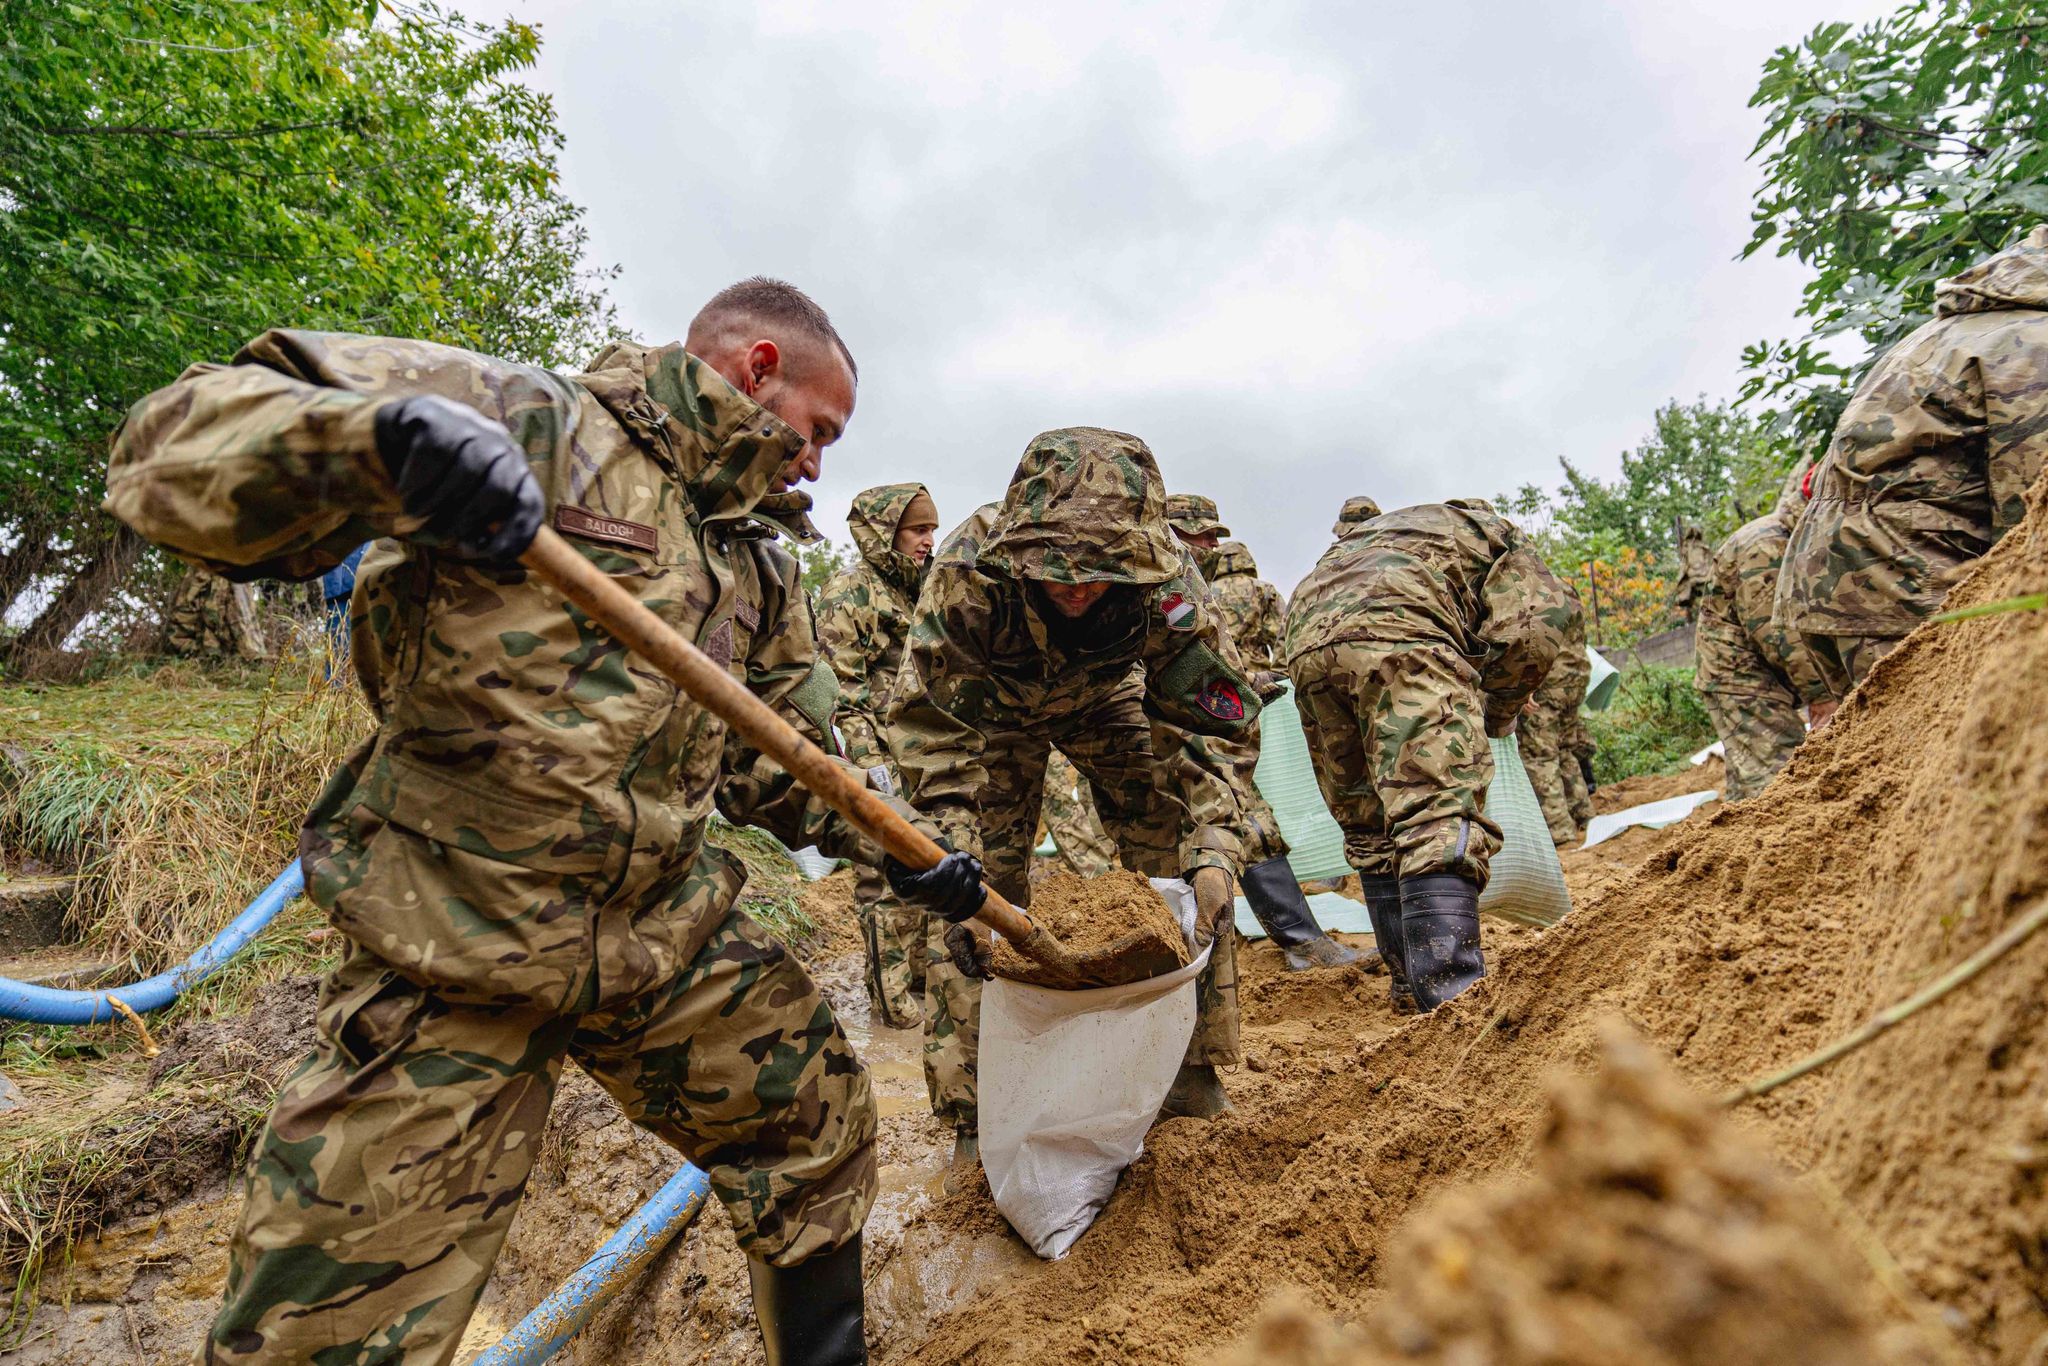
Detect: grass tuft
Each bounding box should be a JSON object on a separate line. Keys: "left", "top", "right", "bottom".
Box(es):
{"left": 0, "top": 649, "right": 366, "bottom": 1004}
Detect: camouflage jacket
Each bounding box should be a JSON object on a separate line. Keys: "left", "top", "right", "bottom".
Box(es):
{"left": 1530, "top": 577, "right": 1589, "bottom": 711}
{"left": 1780, "top": 225, "right": 2048, "bottom": 635}
{"left": 813, "top": 483, "right": 929, "bottom": 768}
{"left": 1201, "top": 540, "right": 1286, "bottom": 670}
{"left": 105, "top": 329, "right": 881, "bottom": 980}
{"left": 888, "top": 428, "right": 1260, "bottom": 876}
{"left": 1285, "top": 502, "right": 1574, "bottom": 734}
{"left": 1704, "top": 470, "right": 1828, "bottom": 703}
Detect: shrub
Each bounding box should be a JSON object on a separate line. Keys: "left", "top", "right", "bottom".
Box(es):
{"left": 1585, "top": 665, "right": 1716, "bottom": 785}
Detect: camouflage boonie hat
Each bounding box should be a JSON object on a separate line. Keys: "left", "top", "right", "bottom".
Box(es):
{"left": 1165, "top": 493, "right": 1230, "bottom": 539}
{"left": 1332, "top": 496, "right": 1382, "bottom": 536}
{"left": 977, "top": 428, "right": 1183, "bottom": 587}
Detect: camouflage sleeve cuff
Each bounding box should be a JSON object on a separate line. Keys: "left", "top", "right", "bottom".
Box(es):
{"left": 1483, "top": 691, "right": 1530, "bottom": 737}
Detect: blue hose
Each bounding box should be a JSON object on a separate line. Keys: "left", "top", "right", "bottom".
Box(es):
{"left": 470, "top": 1161, "right": 714, "bottom": 1365}
{"left": 0, "top": 855, "right": 712, "bottom": 1360}
{"left": 0, "top": 861, "right": 305, "bottom": 1024}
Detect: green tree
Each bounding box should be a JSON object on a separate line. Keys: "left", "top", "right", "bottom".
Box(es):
{"left": 0, "top": 0, "right": 620, "bottom": 663}
{"left": 799, "top": 540, "right": 853, "bottom": 599}
{"left": 1502, "top": 398, "right": 1793, "bottom": 648}
{"left": 1740, "top": 1, "right": 2048, "bottom": 449}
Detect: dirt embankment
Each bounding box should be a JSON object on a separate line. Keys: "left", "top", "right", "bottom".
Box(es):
{"left": 1215, "top": 1025, "right": 1945, "bottom": 1366}
{"left": 887, "top": 474, "right": 2048, "bottom": 1364}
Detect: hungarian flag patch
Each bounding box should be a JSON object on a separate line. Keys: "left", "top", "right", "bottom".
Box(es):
{"left": 1160, "top": 592, "right": 1195, "bottom": 629}
{"left": 1196, "top": 678, "right": 1245, "bottom": 721}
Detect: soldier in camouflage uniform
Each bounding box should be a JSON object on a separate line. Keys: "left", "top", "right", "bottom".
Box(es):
{"left": 1286, "top": 500, "right": 1572, "bottom": 1012}
{"left": 1697, "top": 462, "right": 1828, "bottom": 801}
{"left": 1516, "top": 579, "right": 1590, "bottom": 845}
{"left": 814, "top": 483, "right": 940, "bottom": 1030}
{"left": 891, "top": 432, "right": 1262, "bottom": 1138}
{"left": 1779, "top": 225, "right": 2048, "bottom": 697}
{"left": 1202, "top": 541, "right": 1286, "bottom": 670}
{"left": 103, "top": 281, "right": 976, "bottom": 1366}
{"left": 1039, "top": 749, "right": 1119, "bottom": 877}
{"left": 1165, "top": 493, "right": 1361, "bottom": 971}
{"left": 163, "top": 565, "right": 268, "bottom": 660}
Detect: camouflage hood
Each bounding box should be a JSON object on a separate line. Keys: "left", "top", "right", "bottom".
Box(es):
{"left": 976, "top": 428, "right": 1183, "bottom": 587}
{"left": 1935, "top": 225, "right": 2048, "bottom": 317}
{"left": 581, "top": 341, "right": 808, "bottom": 530}
{"left": 846, "top": 482, "right": 931, "bottom": 597}
{"left": 1209, "top": 539, "right": 1259, "bottom": 580}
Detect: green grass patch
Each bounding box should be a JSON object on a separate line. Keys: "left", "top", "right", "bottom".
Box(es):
{"left": 707, "top": 816, "right": 821, "bottom": 945}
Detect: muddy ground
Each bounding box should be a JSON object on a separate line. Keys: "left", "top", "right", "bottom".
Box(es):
{"left": 13, "top": 469, "right": 2048, "bottom": 1364}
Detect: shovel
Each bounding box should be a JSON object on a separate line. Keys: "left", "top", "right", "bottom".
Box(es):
{"left": 521, "top": 527, "right": 1175, "bottom": 989}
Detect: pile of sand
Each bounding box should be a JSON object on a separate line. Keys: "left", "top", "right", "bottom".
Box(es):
{"left": 989, "top": 868, "right": 1189, "bottom": 986}
{"left": 1214, "top": 1027, "right": 1943, "bottom": 1366}
{"left": 892, "top": 472, "right": 2048, "bottom": 1364}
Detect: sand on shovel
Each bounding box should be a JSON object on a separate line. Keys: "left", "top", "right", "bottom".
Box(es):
{"left": 989, "top": 869, "right": 1190, "bottom": 988}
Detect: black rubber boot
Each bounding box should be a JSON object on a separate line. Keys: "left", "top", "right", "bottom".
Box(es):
{"left": 1359, "top": 874, "right": 1418, "bottom": 1014}
{"left": 1399, "top": 874, "right": 1485, "bottom": 1010}
{"left": 1241, "top": 856, "right": 1363, "bottom": 971}
{"left": 747, "top": 1233, "right": 866, "bottom": 1366}
{"left": 1155, "top": 1062, "right": 1232, "bottom": 1121}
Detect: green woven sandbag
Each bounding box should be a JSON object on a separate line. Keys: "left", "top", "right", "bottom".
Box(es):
{"left": 1250, "top": 684, "right": 1354, "bottom": 884}
{"left": 1476, "top": 735, "right": 1573, "bottom": 927}
{"left": 1584, "top": 645, "right": 1620, "bottom": 712}
{"left": 1247, "top": 686, "right": 1572, "bottom": 928}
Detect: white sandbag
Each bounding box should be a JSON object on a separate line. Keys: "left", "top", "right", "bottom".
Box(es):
{"left": 1582, "top": 790, "right": 1719, "bottom": 848}
{"left": 1477, "top": 735, "right": 1574, "bottom": 928}
{"left": 785, "top": 845, "right": 841, "bottom": 881}
{"left": 1689, "top": 740, "right": 1725, "bottom": 766}
{"left": 979, "top": 878, "right": 1206, "bottom": 1260}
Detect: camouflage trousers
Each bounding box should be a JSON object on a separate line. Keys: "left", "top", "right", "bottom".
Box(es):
{"left": 164, "top": 568, "right": 267, "bottom": 661}
{"left": 853, "top": 858, "right": 927, "bottom": 1029}
{"left": 1565, "top": 717, "right": 1595, "bottom": 827}
{"left": 1289, "top": 640, "right": 1502, "bottom": 888}
{"left": 923, "top": 708, "right": 1241, "bottom": 1134}
{"left": 1213, "top": 719, "right": 1291, "bottom": 866}
{"left": 1516, "top": 693, "right": 1582, "bottom": 845}
{"left": 921, "top": 903, "right": 981, "bottom": 1132}
{"left": 1698, "top": 610, "right": 1809, "bottom": 803}
{"left": 1800, "top": 631, "right": 1902, "bottom": 702}
{"left": 208, "top": 911, "right": 874, "bottom": 1365}
{"left": 1039, "top": 750, "right": 1119, "bottom": 877}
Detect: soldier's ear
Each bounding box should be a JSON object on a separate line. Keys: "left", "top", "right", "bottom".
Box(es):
{"left": 744, "top": 340, "right": 781, "bottom": 393}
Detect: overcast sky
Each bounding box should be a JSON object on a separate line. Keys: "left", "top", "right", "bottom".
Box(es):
{"left": 508, "top": 0, "right": 1890, "bottom": 593}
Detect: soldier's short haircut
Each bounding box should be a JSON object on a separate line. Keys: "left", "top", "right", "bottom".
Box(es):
{"left": 688, "top": 277, "right": 858, "bottom": 384}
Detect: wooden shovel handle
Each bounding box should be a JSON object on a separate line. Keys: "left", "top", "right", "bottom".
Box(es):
{"left": 520, "top": 527, "right": 1035, "bottom": 944}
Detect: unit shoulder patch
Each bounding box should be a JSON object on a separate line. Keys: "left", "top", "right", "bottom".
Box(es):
{"left": 1195, "top": 677, "right": 1245, "bottom": 721}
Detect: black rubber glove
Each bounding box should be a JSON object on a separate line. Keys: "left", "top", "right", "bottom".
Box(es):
{"left": 885, "top": 848, "right": 986, "bottom": 923}
{"left": 374, "top": 394, "right": 545, "bottom": 564}
{"left": 1578, "top": 751, "right": 1598, "bottom": 792}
